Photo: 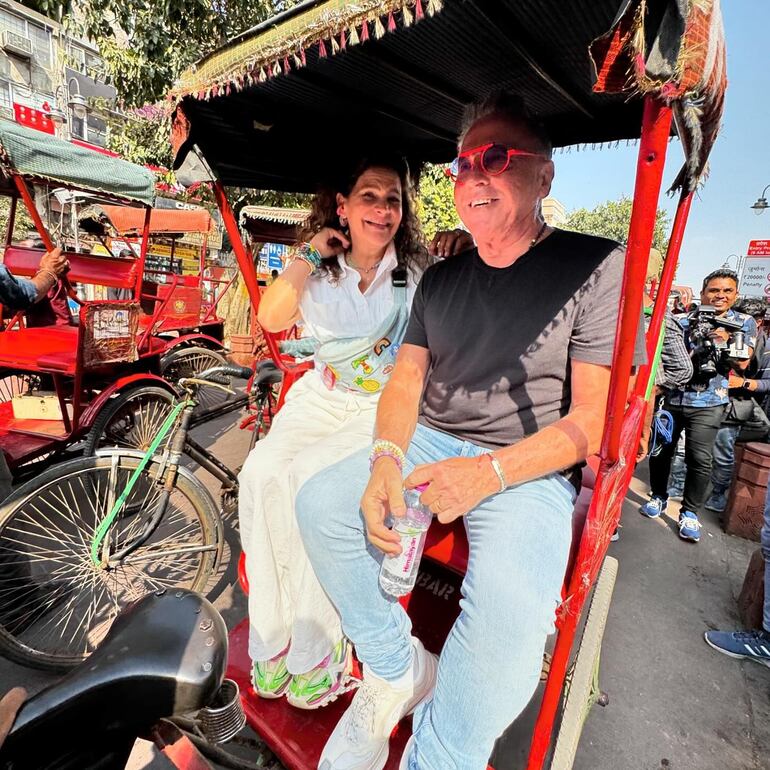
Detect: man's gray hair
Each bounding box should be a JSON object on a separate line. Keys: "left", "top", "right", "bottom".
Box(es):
{"left": 459, "top": 91, "right": 553, "bottom": 158}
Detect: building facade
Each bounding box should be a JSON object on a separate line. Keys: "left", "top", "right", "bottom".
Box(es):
{"left": 0, "top": 0, "right": 114, "bottom": 147}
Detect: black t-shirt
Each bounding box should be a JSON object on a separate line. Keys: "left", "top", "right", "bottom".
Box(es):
{"left": 403, "top": 229, "right": 646, "bottom": 449}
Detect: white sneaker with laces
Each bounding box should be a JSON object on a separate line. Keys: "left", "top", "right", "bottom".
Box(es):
{"left": 318, "top": 637, "right": 437, "bottom": 770}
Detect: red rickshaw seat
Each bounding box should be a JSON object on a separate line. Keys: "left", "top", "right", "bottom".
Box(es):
{"left": 0, "top": 327, "right": 79, "bottom": 374}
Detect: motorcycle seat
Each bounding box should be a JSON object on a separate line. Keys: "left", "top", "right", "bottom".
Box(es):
{"left": 0, "top": 589, "right": 227, "bottom": 769}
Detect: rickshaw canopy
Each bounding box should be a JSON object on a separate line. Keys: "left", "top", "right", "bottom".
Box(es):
{"left": 171, "top": 0, "right": 725, "bottom": 194}
{"left": 79, "top": 204, "right": 214, "bottom": 237}
{"left": 0, "top": 119, "right": 156, "bottom": 206}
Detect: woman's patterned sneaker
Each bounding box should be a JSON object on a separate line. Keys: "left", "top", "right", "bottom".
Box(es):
{"left": 287, "top": 638, "right": 355, "bottom": 709}
{"left": 252, "top": 644, "right": 291, "bottom": 699}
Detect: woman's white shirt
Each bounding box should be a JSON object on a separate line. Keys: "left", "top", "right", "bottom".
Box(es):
{"left": 298, "top": 243, "right": 420, "bottom": 344}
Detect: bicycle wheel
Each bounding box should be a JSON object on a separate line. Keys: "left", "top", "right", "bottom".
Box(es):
{"left": 84, "top": 385, "right": 176, "bottom": 455}
{"left": 549, "top": 556, "right": 618, "bottom": 769}
{"left": 161, "top": 345, "right": 229, "bottom": 413}
{"left": 0, "top": 453, "right": 222, "bottom": 671}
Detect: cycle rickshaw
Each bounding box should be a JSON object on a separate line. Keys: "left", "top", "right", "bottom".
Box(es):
{"left": 165, "top": 0, "right": 724, "bottom": 766}
{"left": 0, "top": 0, "right": 726, "bottom": 767}
{"left": 0, "top": 119, "right": 250, "bottom": 474}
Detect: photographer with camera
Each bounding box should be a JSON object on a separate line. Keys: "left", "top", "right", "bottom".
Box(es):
{"left": 706, "top": 298, "right": 770, "bottom": 512}
{"left": 641, "top": 269, "right": 757, "bottom": 542}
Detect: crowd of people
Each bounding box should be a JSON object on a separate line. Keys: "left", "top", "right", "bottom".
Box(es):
{"left": 634, "top": 269, "right": 770, "bottom": 667}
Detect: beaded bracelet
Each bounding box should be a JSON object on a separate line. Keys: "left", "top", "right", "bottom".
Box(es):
{"left": 369, "top": 439, "right": 406, "bottom": 472}
{"left": 292, "top": 242, "right": 323, "bottom": 274}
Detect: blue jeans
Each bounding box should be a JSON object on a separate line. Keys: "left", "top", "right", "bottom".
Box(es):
{"left": 296, "top": 423, "right": 576, "bottom": 770}
{"left": 762, "top": 484, "right": 770, "bottom": 632}
{"left": 711, "top": 424, "right": 740, "bottom": 492}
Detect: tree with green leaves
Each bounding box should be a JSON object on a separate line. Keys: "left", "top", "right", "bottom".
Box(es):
{"left": 564, "top": 195, "right": 670, "bottom": 253}
{"left": 418, "top": 164, "right": 460, "bottom": 242}
{"left": 26, "top": 1, "right": 297, "bottom": 107}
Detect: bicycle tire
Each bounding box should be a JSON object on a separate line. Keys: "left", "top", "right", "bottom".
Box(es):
{"left": 549, "top": 556, "right": 618, "bottom": 770}
{"left": 84, "top": 385, "right": 176, "bottom": 455}
{"left": 161, "top": 345, "right": 230, "bottom": 414}
{"left": 0, "top": 453, "right": 222, "bottom": 672}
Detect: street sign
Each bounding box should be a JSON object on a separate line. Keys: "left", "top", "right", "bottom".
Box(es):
{"left": 739, "top": 240, "right": 770, "bottom": 297}
{"left": 258, "top": 242, "right": 288, "bottom": 272}
{"left": 740, "top": 256, "right": 770, "bottom": 297}
{"left": 747, "top": 240, "right": 770, "bottom": 256}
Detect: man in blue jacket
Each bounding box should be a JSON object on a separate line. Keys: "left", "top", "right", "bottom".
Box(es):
{"left": 0, "top": 246, "right": 67, "bottom": 311}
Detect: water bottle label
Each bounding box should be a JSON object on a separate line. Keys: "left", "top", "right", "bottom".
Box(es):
{"left": 399, "top": 534, "right": 421, "bottom": 575}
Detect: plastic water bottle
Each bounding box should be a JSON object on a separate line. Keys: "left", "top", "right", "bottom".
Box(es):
{"left": 379, "top": 484, "right": 433, "bottom": 597}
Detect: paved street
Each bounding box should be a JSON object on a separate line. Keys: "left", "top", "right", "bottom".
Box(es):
{"left": 2, "top": 409, "right": 769, "bottom": 769}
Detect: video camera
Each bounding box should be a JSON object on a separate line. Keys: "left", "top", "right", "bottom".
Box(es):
{"left": 687, "top": 305, "right": 750, "bottom": 381}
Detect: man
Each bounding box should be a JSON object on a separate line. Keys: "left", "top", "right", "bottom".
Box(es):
{"left": 704, "top": 481, "right": 770, "bottom": 665}
{"left": 296, "top": 92, "right": 645, "bottom": 770}
{"left": 706, "top": 298, "right": 769, "bottom": 512}
{"left": 0, "top": 246, "right": 67, "bottom": 312}
{"left": 642, "top": 269, "right": 757, "bottom": 541}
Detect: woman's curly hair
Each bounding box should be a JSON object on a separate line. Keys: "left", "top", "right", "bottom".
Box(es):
{"left": 298, "top": 153, "right": 429, "bottom": 282}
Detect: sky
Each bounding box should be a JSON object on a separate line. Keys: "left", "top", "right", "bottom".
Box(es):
{"left": 549, "top": 0, "right": 768, "bottom": 292}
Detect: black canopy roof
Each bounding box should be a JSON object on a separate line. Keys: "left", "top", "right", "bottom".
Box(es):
{"left": 172, "top": 0, "right": 725, "bottom": 193}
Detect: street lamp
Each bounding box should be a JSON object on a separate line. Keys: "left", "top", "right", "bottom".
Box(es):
{"left": 751, "top": 184, "right": 770, "bottom": 215}
{"left": 722, "top": 253, "right": 741, "bottom": 269}
{"left": 66, "top": 78, "right": 87, "bottom": 120}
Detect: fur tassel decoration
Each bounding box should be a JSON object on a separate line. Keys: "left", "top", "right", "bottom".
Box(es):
{"left": 283, "top": 56, "right": 291, "bottom": 73}
{"left": 387, "top": 11, "right": 396, "bottom": 32}
{"left": 293, "top": 53, "right": 302, "bottom": 68}
{"left": 426, "top": 0, "right": 442, "bottom": 15}
{"left": 415, "top": 0, "right": 424, "bottom": 20}
{"left": 340, "top": 28, "right": 347, "bottom": 49}
{"left": 300, "top": 47, "right": 307, "bottom": 66}
{"left": 402, "top": 2, "right": 413, "bottom": 27}
{"left": 319, "top": 38, "right": 327, "bottom": 57}
{"left": 348, "top": 24, "right": 360, "bottom": 45}
{"left": 258, "top": 67, "right": 267, "bottom": 83}
{"left": 330, "top": 34, "right": 339, "bottom": 54}
{"left": 272, "top": 61, "right": 281, "bottom": 77}
{"left": 374, "top": 15, "right": 386, "bottom": 38}
{"left": 361, "top": 19, "right": 370, "bottom": 41}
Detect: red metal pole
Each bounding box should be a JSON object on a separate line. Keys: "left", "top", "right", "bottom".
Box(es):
{"left": 4, "top": 194, "right": 17, "bottom": 246}
{"left": 13, "top": 176, "right": 55, "bottom": 250}
{"left": 633, "top": 190, "right": 694, "bottom": 399}
{"left": 135, "top": 206, "right": 152, "bottom": 298}
{"left": 526, "top": 97, "right": 673, "bottom": 769}
{"left": 213, "top": 180, "right": 262, "bottom": 315}
{"left": 601, "top": 97, "right": 673, "bottom": 464}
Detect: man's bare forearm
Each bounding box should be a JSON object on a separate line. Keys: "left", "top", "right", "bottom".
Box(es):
{"left": 493, "top": 405, "right": 605, "bottom": 487}
{"left": 374, "top": 347, "right": 429, "bottom": 452}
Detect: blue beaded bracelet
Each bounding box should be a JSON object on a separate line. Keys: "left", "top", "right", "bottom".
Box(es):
{"left": 294, "top": 242, "right": 323, "bottom": 274}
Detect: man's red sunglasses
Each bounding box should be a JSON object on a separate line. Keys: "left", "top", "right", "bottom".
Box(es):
{"left": 446, "top": 142, "right": 544, "bottom": 183}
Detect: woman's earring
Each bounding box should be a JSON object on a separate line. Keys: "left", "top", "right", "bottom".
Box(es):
{"left": 339, "top": 215, "right": 348, "bottom": 228}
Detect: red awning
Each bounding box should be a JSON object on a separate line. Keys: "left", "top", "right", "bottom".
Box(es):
{"left": 100, "top": 204, "right": 213, "bottom": 235}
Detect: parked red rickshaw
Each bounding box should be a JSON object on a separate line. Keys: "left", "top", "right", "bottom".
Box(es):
{"left": 78, "top": 202, "right": 230, "bottom": 343}
{"left": 0, "top": 120, "right": 224, "bottom": 477}
{"left": 162, "top": 0, "right": 725, "bottom": 766}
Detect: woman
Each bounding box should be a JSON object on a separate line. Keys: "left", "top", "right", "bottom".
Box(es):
{"left": 239, "top": 155, "right": 468, "bottom": 710}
